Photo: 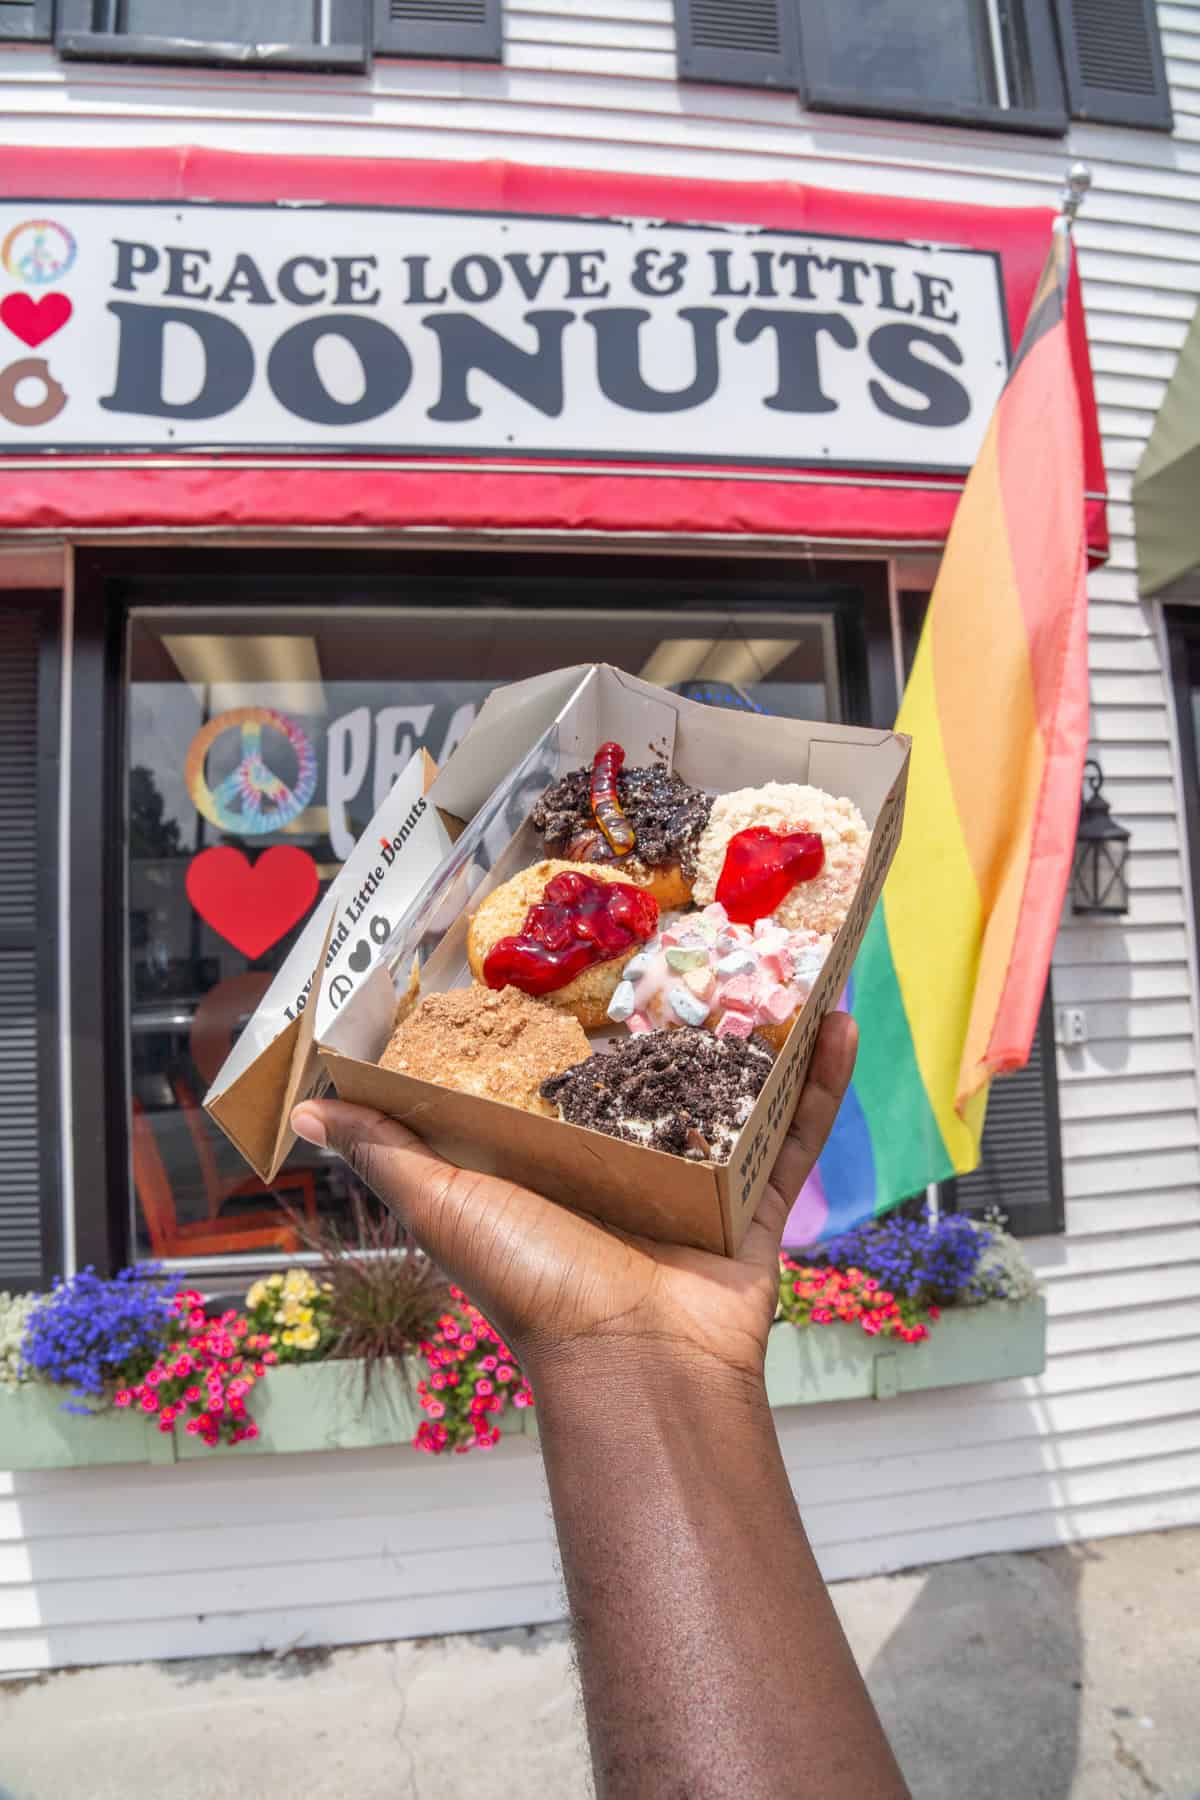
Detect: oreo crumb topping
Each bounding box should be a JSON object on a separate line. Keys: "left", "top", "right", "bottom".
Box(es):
{"left": 540, "top": 1028, "right": 774, "bottom": 1164}
{"left": 532, "top": 764, "right": 712, "bottom": 876}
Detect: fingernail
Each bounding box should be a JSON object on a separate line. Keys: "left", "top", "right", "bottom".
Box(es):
{"left": 290, "top": 1105, "right": 327, "bottom": 1149}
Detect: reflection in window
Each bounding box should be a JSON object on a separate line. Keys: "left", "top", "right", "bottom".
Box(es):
{"left": 126, "top": 602, "right": 840, "bottom": 1267}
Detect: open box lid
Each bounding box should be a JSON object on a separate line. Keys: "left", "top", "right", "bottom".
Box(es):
{"left": 207, "top": 663, "right": 910, "bottom": 1192}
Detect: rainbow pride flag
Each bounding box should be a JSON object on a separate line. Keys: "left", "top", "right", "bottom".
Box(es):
{"left": 786, "top": 225, "right": 1091, "bottom": 1246}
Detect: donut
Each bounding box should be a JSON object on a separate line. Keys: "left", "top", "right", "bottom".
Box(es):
{"left": 606, "top": 901, "right": 830, "bottom": 1054}
{"left": 692, "top": 783, "right": 870, "bottom": 935}
{"left": 531, "top": 747, "right": 711, "bottom": 910}
{"left": 540, "top": 1028, "right": 775, "bottom": 1165}
{"left": 379, "top": 985, "right": 590, "bottom": 1118}
{"left": 467, "top": 859, "right": 659, "bottom": 1031}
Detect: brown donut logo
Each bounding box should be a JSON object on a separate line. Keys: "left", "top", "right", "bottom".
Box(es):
{"left": 0, "top": 356, "right": 67, "bottom": 426}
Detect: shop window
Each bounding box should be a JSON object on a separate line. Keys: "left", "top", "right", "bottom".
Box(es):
{"left": 50, "top": 0, "right": 503, "bottom": 66}
{"left": 125, "top": 593, "right": 851, "bottom": 1269}
{"left": 0, "top": 599, "right": 61, "bottom": 1291}
{"left": 674, "top": 0, "right": 1173, "bottom": 134}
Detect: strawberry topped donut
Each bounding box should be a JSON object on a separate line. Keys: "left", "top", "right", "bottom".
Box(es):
{"left": 692, "top": 783, "right": 870, "bottom": 936}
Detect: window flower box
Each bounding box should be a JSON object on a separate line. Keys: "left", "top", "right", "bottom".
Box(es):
{"left": 765, "top": 1296, "right": 1047, "bottom": 1404}
{"left": 0, "top": 1300, "right": 1045, "bottom": 1472}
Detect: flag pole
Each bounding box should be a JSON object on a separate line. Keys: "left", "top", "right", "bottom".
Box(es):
{"left": 1058, "top": 161, "right": 1092, "bottom": 235}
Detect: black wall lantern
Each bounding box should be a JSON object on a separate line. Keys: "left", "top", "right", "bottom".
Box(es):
{"left": 1072, "top": 759, "right": 1131, "bottom": 916}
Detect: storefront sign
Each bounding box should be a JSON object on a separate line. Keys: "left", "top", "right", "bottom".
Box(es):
{"left": 0, "top": 201, "right": 1010, "bottom": 471}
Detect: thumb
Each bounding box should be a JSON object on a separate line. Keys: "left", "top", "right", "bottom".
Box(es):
{"left": 291, "top": 1098, "right": 452, "bottom": 1231}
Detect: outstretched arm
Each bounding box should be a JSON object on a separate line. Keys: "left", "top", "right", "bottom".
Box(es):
{"left": 292, "top": 1013, "right": 908, "bottom": 1800}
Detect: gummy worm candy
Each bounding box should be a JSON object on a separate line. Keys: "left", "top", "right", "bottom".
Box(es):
{"left": 589, "top": 741, "right": 635, "bottom": 856}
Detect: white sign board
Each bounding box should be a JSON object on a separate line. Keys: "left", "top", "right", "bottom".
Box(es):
{"left": 0, "top": 202, "right": 1009, "bottom": 470}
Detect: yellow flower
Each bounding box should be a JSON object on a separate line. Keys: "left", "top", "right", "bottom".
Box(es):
{"left": 281, "top": 1328, "right": 295, "bottom": 1346}
{"left": 274, "top": 1309, "right": 287, "bottom": 1324}
{"left": 293, "top": 1326, "right": 320, "bottom": 1351}
{"left": 321, "top": 1282, "right": 333, "bottom": 1294}
{"left": 267, "top": 1273, "right": 284, "bottom": 1290}
{"left": 246, "top": 1281, "right": 267, "bottom": 1310}
{"left": 282, "top": 1268, "right": 314, "bottom": 1301}
{"left": 297, "top": 1306, "right": 313, "bottom": 1326}
{"left": 279, "top": 1298, "right": 307, "bottom": 1326}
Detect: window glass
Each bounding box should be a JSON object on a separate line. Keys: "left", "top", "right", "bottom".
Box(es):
{"left": 806, "top": 0, "right": 999, "bottom": 108}
{"left": 126, "top": 602, "right": 840, "bottom": 1268}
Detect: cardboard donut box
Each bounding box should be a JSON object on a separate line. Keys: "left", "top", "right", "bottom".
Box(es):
{"left": 206, "top": 664, "right": 910, "bottom": 1257}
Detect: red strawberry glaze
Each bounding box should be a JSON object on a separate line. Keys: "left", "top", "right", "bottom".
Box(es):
{"left": 715, "top": 827, "right": 825, "bottom": 926}
{"left": 483, "top": 870, "right": 659, "bottom": 997}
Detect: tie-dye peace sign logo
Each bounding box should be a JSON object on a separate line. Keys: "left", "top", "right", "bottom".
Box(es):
{"left": 185, "top": 706, "right": 318, "bottom": 836}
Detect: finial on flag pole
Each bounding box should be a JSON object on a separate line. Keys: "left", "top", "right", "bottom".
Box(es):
{"left": 1060, "top": 162, "right": 1092, "bottom": 229}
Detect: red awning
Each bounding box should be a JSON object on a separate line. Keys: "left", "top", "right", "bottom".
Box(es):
{"left": 0, "top": 147, "right": 1108, "bottom": 560}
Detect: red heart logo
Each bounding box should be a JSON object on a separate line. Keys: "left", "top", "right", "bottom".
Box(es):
{"left": 0, "top": 291, "right": 73, "bottom": 348}
{"left": 186, "top": 845, "right": 319, "bottom": 961}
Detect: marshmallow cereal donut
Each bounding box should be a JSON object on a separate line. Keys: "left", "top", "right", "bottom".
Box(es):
{"left": 467, "top": 859, "right": 659, "bottom": 1031}
{"left": 692, "top": 783, "right": 870, "bottom": 936}
{"left": 606, "top": 901, "right": 830, "bottom": 1054}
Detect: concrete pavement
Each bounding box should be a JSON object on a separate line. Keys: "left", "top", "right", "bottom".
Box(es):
{"left": 1, "top": 1528, "right": 1196, "bottom": 1799}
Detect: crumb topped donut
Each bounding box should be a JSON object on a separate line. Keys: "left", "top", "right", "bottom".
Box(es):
{"left": 467, "top": 859, "right": 659, "bottom": 1031}
{"left": 540, "top": 1028, "right": 774, "bottom": 1164}
{"left": 379, "top": 985, "right": 589, "bottom": 1117}
{"left": 693, "top": 783, "right": 870, "bottom": 936}
{"left": 532, "top": 751, "right": 711, "bottom": 910}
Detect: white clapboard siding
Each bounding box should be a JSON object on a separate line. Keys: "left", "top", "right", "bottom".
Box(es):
{"left": 1, "top": 0, "right": 1199, "bottom": 1673}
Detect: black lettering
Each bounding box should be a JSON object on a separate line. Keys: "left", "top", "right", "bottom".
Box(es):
{"left": 450, "top": 256, "right": 503, "bottom": 304}
{"left": 215, "top": 253, "right": 274, "bottom": 306}
{"left": 403, "top": 255, "right": 448, "bottom": 305}
{"left": 733, "top": 309, "right": 856, "bottom": 414}
{"left": 586, "top": 307, "right": 726, "bottom": 413}
{"left": 332, "top": 255, "right": 379, "bottom": 306}
{"left": 424, "top": 310, "right": 572, "bottom": 422}
{"left": 874, "top": 263, "right": 915, "bottom": 316}
{"left": 267, "top": 315, "right": 412, "bottom": 425}
{"left": 774, "top": 251, "right": 825, "bottom": 302}
{"left": 563, "top": 250, "right": 609, "bottom": 299}
{"left": 505, "top": 252, "right": 557, "bottom": 303}
{"left": 112, "top": 240, "right": 160, "bottom": 293}
{"left": 100, "top": 302, "right": 254, "bottom": 420}
{"left": 916, "top": 273, "right": 959, "bottom": 325}
{"left": 709, "top": 249, "right": 752, "bottom": 298}
{"left": 867, "top": 323, "right": 969, "bottom": 427}
{"left": 821, "top": 255, "right": 872, "bottom": 307}
{"left": 278, "top": 256, "right": 328, "bottom": 307}
{"left": 752, "top": 250, "right": 777, "bottom": 298}
{"left": 163, "top": 246, "right": 212, "bottom": 301}
{"left": 631, "top": 249, "right": 687, "bottom": 297}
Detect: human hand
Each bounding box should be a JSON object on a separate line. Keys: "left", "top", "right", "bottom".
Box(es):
{"left": 290, "top": 1012, "right": 856, "bottom": 1386}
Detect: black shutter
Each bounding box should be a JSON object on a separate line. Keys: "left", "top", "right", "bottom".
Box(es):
{"left": 374, "top": 0, "right": 501, "bottom": 60}
{"left": 0, "top": 0, "right": 53, "bottom": 40}
{"left": 673, "top": 0, "right": 799, "bottom": 88}
{"left": 1054, "top": 0, "right": 1173, "bottom": 129}
{"left": 0, "top": 603, "right": 60, "bottom": 1292}
{"left": 944, "top": 984, "right": 1065, "bottom": 1238}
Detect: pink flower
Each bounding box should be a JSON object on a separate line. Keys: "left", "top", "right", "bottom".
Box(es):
{"left": 427, "top": 1401, "right": 446, "bottom": 1419}
{"left": 475, "top": 1379, "right": 493, "bottom": 1397}
{"left": 860, "top": 1315, "right": 881, "bottom": 1337}
{"left": 460, "top": 1334, "right": 477, "bottom": 1352}
{"left": 495, "top": 1365, "right": 514, "bottom": 1383}
{"left": 185, "top": 1385, "right": 201, "bottom": 1404}
{"left": 140, "top": 1392, "right": 159, "bottom": 1413}
{"left": 184, "top": 1418, "right": 200, "bottom": 1436}
{"left": 480, "top": 1355, "right": 498, "bottom": 1372}
{"left": 113, "top": 1389, "right": 132, "bottom": 1408}
{"left": 430, "top": 1373, "right": 447, "bottom": 1391}
{"left": 145, "top": 1368, "right": 161, "bottom": 1388}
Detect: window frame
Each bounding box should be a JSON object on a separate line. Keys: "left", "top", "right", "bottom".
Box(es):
{"left": 797, "top": 0, "right": 1070, "bottom": 135}
{"left": 0, "top": 0, "right": 53, "bottom": 41}
{"left": 55, "top": 0, "right": 372, "bottom": 72}
{"left": 70, "top": 544, "right": 896, "bottom": 1279}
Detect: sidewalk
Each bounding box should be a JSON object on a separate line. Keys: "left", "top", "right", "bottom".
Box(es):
{"left": 1, "top": 1528, "right": 1196, "bottom": 1799}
